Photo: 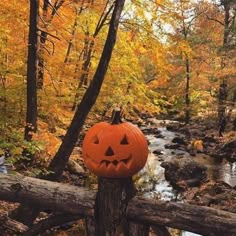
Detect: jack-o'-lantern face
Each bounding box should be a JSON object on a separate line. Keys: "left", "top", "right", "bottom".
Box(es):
{"left": 82, "top": 122, "right": 148, "bottom": 178}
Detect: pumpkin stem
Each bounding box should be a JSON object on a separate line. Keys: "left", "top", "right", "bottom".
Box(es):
{"left": 111, "top": 107, "right": 123, "bottom": 124}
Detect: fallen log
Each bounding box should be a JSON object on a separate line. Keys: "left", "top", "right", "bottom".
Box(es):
{"left": 23, "top": 213, "right": 82, "bottom": 236}
{"left": 0, "top": 213, "right": 28, "bottom": 233}
{"left": 0, "top": 173, "right": 96, "bottom": 216}
{"left": 127, "top": 197, "right": 236, "bottom": 236}
{"left": 0, "top": 174, "right": 236, "bottom": 235}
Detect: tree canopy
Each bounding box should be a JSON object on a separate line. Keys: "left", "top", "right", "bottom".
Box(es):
{"left": 0, "top": 0, "right": 235, "bottom": 173}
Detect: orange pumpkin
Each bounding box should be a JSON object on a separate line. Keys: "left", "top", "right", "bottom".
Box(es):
{"left": 82, "top": 110, "right": 148, "bottom": 178}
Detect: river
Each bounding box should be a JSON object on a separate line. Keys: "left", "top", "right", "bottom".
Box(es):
{"left": 136, "top": 119, "right": 236, "bottom": 236}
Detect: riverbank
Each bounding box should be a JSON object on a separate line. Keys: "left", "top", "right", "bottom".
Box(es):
{"left": 141, "top": 116, "right": 236, "bottom": 214}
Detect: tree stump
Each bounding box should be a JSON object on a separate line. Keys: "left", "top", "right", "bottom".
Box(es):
{"left": 95, "top": 177, "right": 135, "bottom": 236}
{"left": 129, "top": 223, "right": 149, "bottom": 236}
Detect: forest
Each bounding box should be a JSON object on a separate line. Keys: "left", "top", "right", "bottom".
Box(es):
{"left": 0, "top": 0, "right": 236, "bottom": 235}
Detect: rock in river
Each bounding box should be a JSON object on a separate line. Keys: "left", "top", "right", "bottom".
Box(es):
{"left": 161, "top": 158, "right": 207, "bottom": 191}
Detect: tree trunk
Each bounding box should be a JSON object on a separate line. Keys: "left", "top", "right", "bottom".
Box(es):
{"left": 37, "top": 0, "right": 49, "bottom": 89}
{"left": 217, "top": 0, "right": 231, "bottom": 129}
{"left": 218, "top": 79, "right": 227, "bottom": 136}
{"left": 95, "top": 177, "right": 135, "bottom": 236}
{"left": 222, "top": 0, "right": 231, "bottom": 46}
{"left": 129, "top": 223, "right": 149, "bottom": 236}
{"left": 181, "top": 10, "right": 191, "bottom": 125}
{"left": 47, "top": 0, "right": 126, "bottom": 180}
{"left": 85, "top": 217, "right": 96, "bottom": 236}
{"left": 71, "top": 0, "right": 113, "bottom": 111}
{"left": 37, "top": 0, "right": 65, "bottom": 89}
{"left": 71, "top": 38, "right": 94, "bottom": 111}
{"left": 24, "top": 0, "right": 39, "bottom": 141}
{"left": 64, "top": 7, "right": 80, "bottom": 64}
{"left": 185, "top": 57, "right": 190, "bottom": 124}
{"left": 11, "top": 0, "right": 126, "bottom": 225}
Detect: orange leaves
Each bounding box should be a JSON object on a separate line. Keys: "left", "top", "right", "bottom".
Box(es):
{"left": 154, "top": 0, "right": 165, "bottom": 8}
{"left": 149, "top": 76, "right": 170, "bottom": 89}
{"left": 188, "top": 139, "right": 204, "bottom": 153}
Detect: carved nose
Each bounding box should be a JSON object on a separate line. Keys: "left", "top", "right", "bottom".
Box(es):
{"left": 105, "top": 147, "right": 114, "bottom": 156}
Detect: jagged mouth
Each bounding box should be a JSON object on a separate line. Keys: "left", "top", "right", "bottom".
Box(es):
{"left": 100, "top": 155, "right": 132, "bottom": 167}
{"left": 85, "top": 154, "right": 132, "bottom": 169}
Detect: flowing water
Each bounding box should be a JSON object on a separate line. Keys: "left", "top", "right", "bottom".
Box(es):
{"left": 136, "top": 119, "right": 236, "bottom": 236}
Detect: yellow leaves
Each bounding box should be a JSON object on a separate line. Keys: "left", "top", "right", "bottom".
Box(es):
{"left": 153, "top": 0, "right": 166, "bottom": 10}
{"left": 173, "top": 40, "right": 193, "bottom": 59}
{"left": 138, "top": 45, "right": 148, "bottom": 54}
{"left": 32, "top": 121, "right": 61, "bottom": 159}
{"left": 0, "top": 149, "right": 4, "bottom": 156}
{"left": 135, "top": 5, "right": 146, "bottom": 19}
{"left": 33, "top": 132, "right": 60, "bottom": 158}
{"left": 11, "top": 147, "right": 23, "bottom": 156}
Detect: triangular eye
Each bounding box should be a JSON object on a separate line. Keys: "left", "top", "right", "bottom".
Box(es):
{"left": 91, "top": 135, "right": 99, "bottom": 144}
{"left": 120, "top": 135, "right": 129, "bottom": 145}
{"left": 105, "top": 147, "right": 114, "bottom": 156}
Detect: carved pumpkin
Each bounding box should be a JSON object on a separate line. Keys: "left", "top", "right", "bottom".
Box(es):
{"left": 82, "top": 110, "right": 148, "bottom": 178}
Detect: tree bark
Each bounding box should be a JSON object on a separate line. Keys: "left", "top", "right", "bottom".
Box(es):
{"left": 37, "top": 0, "right": 49, "bottom": 89}
{"left": 23, "top": 213, "right": 82, "bottom": 236}
{"left": 217, "top": 0, "right": 232, "bottom": 129}
{"left": 129, "top": 223, "right": 149, "bottom": 236}
{"left": 64, "top": 5, "right": 81, "bottom": 64}
{"left": 185, "top": 57, "right": 190, "bottom": 124}
{"left": 0, "top": 213, "right": 28, "bottom": 234}
{"left": 1, "top": 174, "right": 236, "bottom": 235}
{"left": 10, "top": 204, "right": 41, "bottom": 227}
{"left": 151, "top": 225, "right": 171, "bottom": 236}
{"left": 85, "top": 216, "right": 96, "bottom": 236}
{"left": 0, "top": 173, "right": 95, "bottom": 215}
{"left": 71, "top": 37, "right": 93, "bottom": 111}
{"left": 71, "top": 0, "right": 113, "bottom": 111}
{"left": 222, "top": 0, "right": 231, "bottom": 46}
{"left": 95, "top": 177, "right": 135, "bottom": 236}
{"left": 127, "top": 197, "right": 236, "bottom": 236}
{"left": 24, "top": 0, "right": 39, "bottom": 141}
{"left": 180, "top": 7, "right": 191, "bottom": 124}
{"left": 37, "top": 0, "right": 65, "bottom": 88}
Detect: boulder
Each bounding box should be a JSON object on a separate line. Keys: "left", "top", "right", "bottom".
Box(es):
{"left": 141, "top": 127, "right": 161, "bottom": 135}
{"left": 222, "top": 139, "right": 236, "bottom": 151}
{"left": 154, "top": 133, "right": 165, "bottom": 139}
{"left": 213, "top": 139, "right": 236, "bottom": 162}
{"left": 203, "top": 135, "right": 217, "bottom": 143}
{"left": 172, "top": 136, "right": 186, "bottom": 145}
{"left": 152, "top": 149, "right": 163, "bottom": 155}
{"left": 161, "top": 158, "right": 207, "bottom": 190}
{"left": 166, "top": 124, "right": 179, "bottom": 132}
{"left": 66, "top": 159, "right": 85, "bottom": 175}
{"left": 164, "top": 143, "right": 181, "bottom": 149}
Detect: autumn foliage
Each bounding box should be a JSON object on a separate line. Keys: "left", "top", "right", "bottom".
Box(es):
{"left": 0, "top": 0, "right": 235, "bottom": 166}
